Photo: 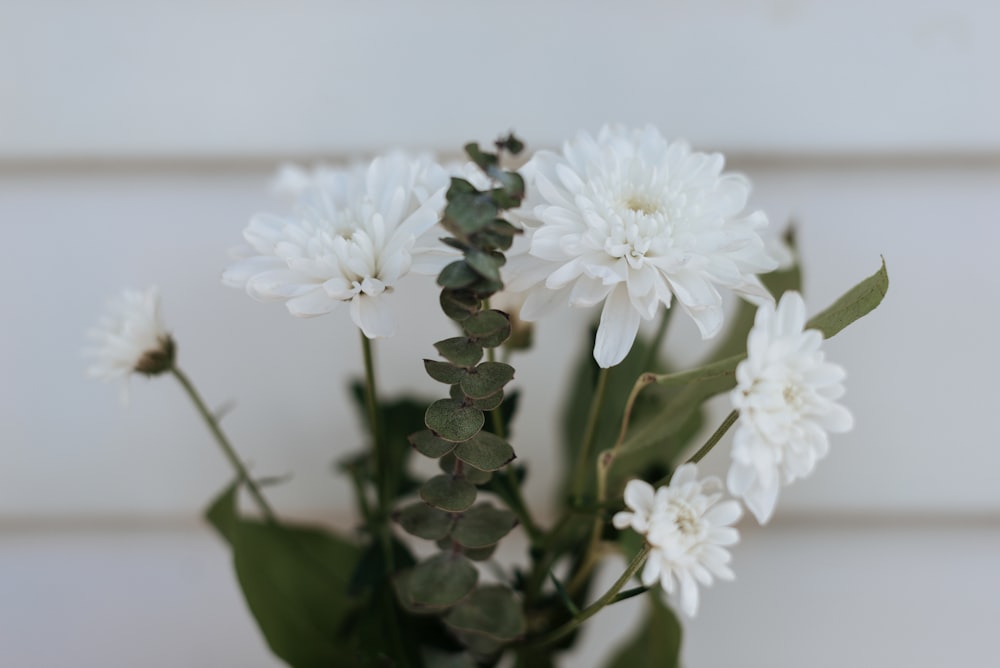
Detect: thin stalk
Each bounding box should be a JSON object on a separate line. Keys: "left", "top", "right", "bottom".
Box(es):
{"left": 570, "top": 366, "right": 611, "bottom": 501}
{"left": 361, "top": 333, "right": 388, "bottom": 509}
{"left": 686, "top": 409, "right": 739, "bottom": 465}
{"left": 171, "top": 367, "right": 276, "bottom": 523}
{"left": 526, "top": 545, "right": 651, "bottom": 650}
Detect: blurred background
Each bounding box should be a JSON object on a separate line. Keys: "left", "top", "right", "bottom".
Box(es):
{"left": 2, "top": 1, "right": 998, "bottom": 666}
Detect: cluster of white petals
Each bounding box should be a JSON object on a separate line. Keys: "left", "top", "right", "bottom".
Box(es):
{"left": 223, "top": 153, "right": 450, "bottom": 338}
{"left": 86, "top": 287, "right": 173, "bottom": 382}
{"left": 613, "top": 464, "right": 742, "bottom": 617}
{"left": 505, "top": 124, "right": 778, "bottom": 368}
{"left": 728, "top": 291, "right": 854, "bottom": 524}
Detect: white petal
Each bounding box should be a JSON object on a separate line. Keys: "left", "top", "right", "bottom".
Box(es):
{"left": 594, "top": 284, "right": 642, "bottom": 368}
{"left": 350, "top": 293, "right": 396, "bottom": 338}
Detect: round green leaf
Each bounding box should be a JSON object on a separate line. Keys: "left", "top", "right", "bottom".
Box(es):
{"left": 438, "top": 260, "right": 479, "bottom": 289}
{"left": 462, "top": 310, "right": 510, "bottom": 348}
{"left": 453, "top": 432, "right": 515, "bottom": 472}
{"left": 421, "top": 474, "right": 477, "bottom": 512}
{"left": 452, "top": 503, "right": 518, "bottom": 548}
{"left": 435, "top": 337, "right": 484, "bottom": 367}
{"left": 472, "top": 390, "right": 504, "bottom": 411}
{"left": 459, "top": 362, "right": 514, "bottom": 399}
{"left": 424, "top": 359, "right": 465, "bottom": 385}
{"left": 438, "top": 454, "right": 491, "bottom": 485}
{"left": 465, "top": 250, "right": 503, "bottom": 283}
{"left": 444, "top": 585, "right": 525, "bottom": 642}
{"left": 425, "top": 399, "right": 484, "bottom": 442}
{"left": 401, "top": 553, "right": 478, "bottom": 610}
{"left": 395, "top": 502, "right": 454, "bottom": 541}
{"left": 440, "top": 289, "right": 479, "bottom": 322}
{"left": 409, "top": 429, "right": 457, "bottom": 458}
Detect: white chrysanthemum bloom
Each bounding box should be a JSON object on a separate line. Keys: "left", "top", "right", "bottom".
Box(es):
{"left": 86, "top": 287, "right": 175, "bottom": 383}
{"left": 505, "top": 124, "right": 778, "bottom": 368}
{"left": 613, "top": 464, "right": 741, "bottom": 617}
{"left": 728, "top": 290, "right": 854, "bottom": 524}
{"left": 223, "top": 153, "right": 450, "bottom": 338}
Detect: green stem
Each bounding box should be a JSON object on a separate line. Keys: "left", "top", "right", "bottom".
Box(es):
{"left": 526, "top": 545, "right": 651, "bottom": 649}
{"left": 361, "top": 333, "right": 388, "bottom": 509}
{"left": 571, "top": 366, "right": 611, "bottom": 502}
{"left": 653, "top": 410, "right": 739, "bottom": 488}
{"left": 171, "top": 367, "right": 276, "bottom": 523}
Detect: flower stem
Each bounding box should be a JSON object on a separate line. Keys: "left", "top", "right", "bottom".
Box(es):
{"left": 360, "top": 333, "right": 388, "bottom": 510}
{"left": 571, "top": 366, "right": 611, "bottom": 502}
{"left": 686, "top": 409, "right": 739, "bottom": 465}
{"left": 171, "top": 367, "right": 276, "bottom": 523}
{"left": 526, "top": 544, "right": 651, "bottom": 649}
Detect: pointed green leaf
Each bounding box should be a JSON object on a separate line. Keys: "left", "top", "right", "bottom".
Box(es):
{"left": 402, "top": 553, "right": 478, "bottom": 610}
{"left": 421, "top": 474, "right": 477, "bottom": 512}
{"left": 460, "top": 362, "right": 515, "bottom": 399}
{"left": 452, "top": 503, "right": 518, "bottom": 549}
{"left": 395, "top": 502, "right": 455, "bottom": 541}
{"left": 425, "top": 399, "right": 485, "bottom": 442}
{"left": 204, "top": 482, "right": 362, "bottom": 668}
{"left": 410, "top": 429, "right": 457, "bottom": 458}
{"left": 453, "top": 431, "right": 516, "bottom": 472}
{"left": 424, "top": 359, "right": 465, "bottom": 385}
{"left": 806, "top": 257, "right": 889, "bottom": 338}
{"left": 435, "top": 338, "right": 483, "bottom": 367}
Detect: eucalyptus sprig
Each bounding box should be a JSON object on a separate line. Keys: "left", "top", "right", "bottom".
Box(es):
{"left": 393, "top": 136, "right": 529, "bottom": 660}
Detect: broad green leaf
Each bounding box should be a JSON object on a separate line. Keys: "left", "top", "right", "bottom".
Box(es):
{"left": 395, "top": 502, "right": 455, "bottom": 541}
{"left": 444, "top": 585, "right": 525, "bottom": 649}
{"left": 421, "top": 474, "right": 477, "bottom": 512}
{"left": 205, "top": 482, "right": 362, "bottom": 668}
{"left": 453, "top": 431, "right": 516, "bottom": 471}
{"left": 403, "top": 553, "right": 478, "bottom": 610}
{"left": 603, "top": 595, "right": 682, "bottom": 668}
{"left": 451, "top": 503, "right": 518, "bottom": 548}
{"left": 425, "top": 399, "right": 485, "bottom": 442}
{"left": 446, "top": 192, "right": 498, "bottom": 233}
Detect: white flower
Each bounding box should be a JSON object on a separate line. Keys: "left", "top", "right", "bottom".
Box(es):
{"left": 613, "top": 464, "right": 741, "bottom": 617}
{"left": 223, "top": 153, "right": 450, "bottom": 338}
{"left": 504, "top": 124, "right": 778, "bottom": 368}
{"left": 86, "top": 287, "right": 174, "bottom": 382}
{"left": 728, "top": 291, "right": 854, "bottom": 524}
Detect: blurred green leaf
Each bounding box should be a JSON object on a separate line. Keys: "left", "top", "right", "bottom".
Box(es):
{"left": 462, "top": 310, "right": 511, "bottom": 348}
{"left": 395, "top": 502, "right": 455, "bottom": 541}
{"left": 603, "top": 595, "right": 682, "bottom": 668}
{"left": 421, "top": 474, "right": 477, "bottom": 512}
{"left": 402, "top": 553, "right": 478, "bottom": 610}
{"left": 206, "top": 482, "right": 362, "bottom": 668}
{"left": 438, "top": 260, "right": 479, "bottom": 289}
{"left": 452, "top": 503, "right": 518, "bottom": 549}
{"left": 444, "top": 585, "right": 525, "bottom": 651}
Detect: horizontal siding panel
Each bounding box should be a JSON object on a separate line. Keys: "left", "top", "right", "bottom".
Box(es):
{"left": 1, "top": 161, "right": 996, "bottom": 519}
{"left": 1, "top": 0, "right": 998, "bottom": 159}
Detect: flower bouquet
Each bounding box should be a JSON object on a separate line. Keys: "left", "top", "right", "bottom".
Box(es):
{"left": 88, "top": 125, "right": 888, "bottom": 667}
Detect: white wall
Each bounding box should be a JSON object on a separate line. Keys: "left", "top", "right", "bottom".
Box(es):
{"left": 2, "top": 2, "right": 998, "bottom": 666}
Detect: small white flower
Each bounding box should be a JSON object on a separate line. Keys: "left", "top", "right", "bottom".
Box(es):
{"left": 86, "top": 287, "right": 174, "bottom": 383}
{"left": 505, "top": 124, "right": 778, "bottom": 368}
{"left": 223, "top": 153, "right": 450, "bottom": 338}
{"left": 728, "top": 291, "right": 854, "bottom": 524}
{"left": 613, "top": 464, "right": 742, "bottom": 617}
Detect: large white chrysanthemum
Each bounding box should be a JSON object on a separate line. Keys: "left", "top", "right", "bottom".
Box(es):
{"left": 505, "top": 124, "right": 778, "bottom": 368}
{"left": 86, "top": 287, "right": 174, "bottom": 382}
{"left": 223, "top": 153, "right": 450, "bottom": 338}
{"left": 613, "top": 464, "right": 741, "bottom": 617}
{"left": 728, "top": 291, "right": 854, "bottom": 524}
